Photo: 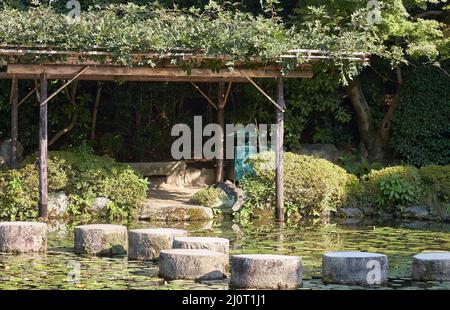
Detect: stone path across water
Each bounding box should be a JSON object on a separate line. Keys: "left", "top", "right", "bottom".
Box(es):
{"left": 1, "top": 221, "right": 450, "bottom": 289}
{"left": 159, "top": 249, "right": 227, "bottom": 281}
{"left": 412, "top": 252, "right": 450, "bottom": 281}
{"left": 128, "top": 228, "right": 188, "bottom": 260}
{"left": 230, "top": 254, "right": 303, "bottom": 289}
{"left": 172, "top": 237, "right": 230, "bottom": 254}
{"left": 74, "top": 224, "right": 128, "bottom": 256}
{"left": 322, "top": 251, "right": 389, "bottom": 286}
{"left": 0, "top": 221, "right": 47, "bottom": 253}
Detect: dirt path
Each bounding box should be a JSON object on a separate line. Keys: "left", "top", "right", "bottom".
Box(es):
{"left": 147, "top": 177, "right": 206, "bottom": 207}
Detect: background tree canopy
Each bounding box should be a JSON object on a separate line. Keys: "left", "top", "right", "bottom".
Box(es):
{"left": 0, "top": 0, "right": 448, "bottom": 166}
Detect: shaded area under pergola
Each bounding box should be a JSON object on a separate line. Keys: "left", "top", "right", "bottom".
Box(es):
{"left": 0, "top": 46, "right": 368, "bottom": 222}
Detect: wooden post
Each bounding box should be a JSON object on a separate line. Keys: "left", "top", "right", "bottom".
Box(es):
{"left": 10, "top": 76, "right": 19, "bottom": 169}
{"left": 215, "top": 81, "right": 226, "bottom": 183}
{"left": 275, "top": 77, "right": 286, "bottom": 222}
{"left": 39, "top": 73, "right": 48, "bottom": 219}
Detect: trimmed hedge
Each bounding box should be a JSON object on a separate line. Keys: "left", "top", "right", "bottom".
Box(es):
{"left": 361, "top": 166, "right": 425, "bottom": 208}
{"left": 239, "top": 153, "right": 449, "bottom": 219}
{"left": 240, "top": 152, "right": 357, "bottom": 218}
{"left": 0, "top": 151, "right": 149, "bottom": 220}
{"left": 359, "top": 165, "right": 450, "bottom": 211}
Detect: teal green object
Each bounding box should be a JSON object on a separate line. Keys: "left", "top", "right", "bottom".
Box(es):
{"left": 234, "top": 129, "right": 258, "bottom": 182}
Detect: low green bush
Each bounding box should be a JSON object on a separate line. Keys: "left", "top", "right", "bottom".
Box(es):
{"left": 361, "top": 166, "right": 424, "bottom": 210}
{"left": 191, "top": 187, "right": 226, "bottom": 208}
{"left": 239, "top": 152, "right": 357, "bottom": 219}
{"left": 419, "top": 165, "right": 450, "bottom": 203}
{"left": 0, "top": 151, "right": 149, "bottom": 220}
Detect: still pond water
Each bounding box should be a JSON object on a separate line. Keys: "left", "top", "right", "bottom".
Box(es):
{"left": 0, "top": 218, "right": 449, "bottom": 290}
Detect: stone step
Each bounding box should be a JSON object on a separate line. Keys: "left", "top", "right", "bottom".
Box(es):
{"left": 128, "top": 228, "right": 188, "bottom": 260}
{"left": 138, "top": 201, "right": 213, "bottom": 222}
{"left": 0, "top": 221, "right": 47, "bottom": 253}
{"left": 322, "top": 251, "right": 388, "bottom": 286}
{"left": 172, "top": 237, "right": 229, "bottom": 254}
{"left": 230, "top": 254, "right": 302, "bottom": 289}
{"left": 74, "top": 224, "right": 128, "bottom": 256}
{"left": 412, "top": 252, "right": 450, "bottom": 282}
{"left": 159, "top": 249, "right": 227, "bottom": 280}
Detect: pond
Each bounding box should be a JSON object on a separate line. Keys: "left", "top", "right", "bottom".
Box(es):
{"left": 0, "top": 218, "right": 449, "bottom": 290}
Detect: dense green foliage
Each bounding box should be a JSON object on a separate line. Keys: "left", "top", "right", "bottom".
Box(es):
{"left": 238, "top": 156, "right": 450, "bottom": 219}
{"left": 420, "top": 165, "right": 450, "bottom": 202}
{"left": 391, "top": 64, "right": 450, "bottom": 165}
{"left": 0, "top": 2, "right": 356, "bottom": 72}
{"left": 361, "top": 166, "right": 425, "bottom": 210}
{"left": 239, "top": 152, "right": 358, "bottom": 219}
{"left": 0, "top": 150, "right": 149, "bottom": 220}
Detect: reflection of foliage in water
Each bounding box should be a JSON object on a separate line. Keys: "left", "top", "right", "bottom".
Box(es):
{"left": 0, "top": 219, "right": 449, "bottom": 290}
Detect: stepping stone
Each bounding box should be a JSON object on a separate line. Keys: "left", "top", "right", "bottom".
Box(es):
{"left": 159, "top": 249, "right": 227, "bottom": 280}
{"left": 74, "top": 224, "right": 128, "bottom": 256}
{"left": 172, "top": 237, "right": 229, "bottom": 254}
{"left": 230, "top": 254, "right": 302, "bottom": 289}
{"left": 0, "top": 222, "right": 47, "bottom": 253}
{"left": 128, "top": 228, "right": 188, "bottom": 260}
{"left": 412, "top": 252, "right": 450, "bottom": 282}
{"left": 322, "top": 251, "right": 388, "bottom": 286}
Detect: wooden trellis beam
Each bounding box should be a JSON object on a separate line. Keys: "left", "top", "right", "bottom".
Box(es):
{"left": 190, "top": 82, "right": 218, "bottom": 110}
{"left": 244, "top": 76, "right": 285, "bottom": 112}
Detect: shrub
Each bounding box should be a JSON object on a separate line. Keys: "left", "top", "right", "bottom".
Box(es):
{"left": 191, "top": 187, "right": 226, "bottom": 208}
{"left": 0, "top": 165, "right": 39, "bottom": 219}
{"left": 239, "top": 152, "right": 358, "bottom": 218}
{"left": 0, "top": 151, "right": 149, "bottom": 220}
{"left": 419, "top": 165, "right": 450, "bottom": 203}
{"left": 362, "top": 166, "right": 424, "bottom": 210}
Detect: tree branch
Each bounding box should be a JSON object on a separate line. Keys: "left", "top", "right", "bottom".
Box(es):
{"left": 90, "top": 81, "right": 103, "bottom": 140}
{"left": 412, "top": 10, "right": 444, "bottom": 20}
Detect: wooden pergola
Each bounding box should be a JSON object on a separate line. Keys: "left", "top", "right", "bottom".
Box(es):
{"left": 0, "top": 46, "right": 368, "bottom": 222}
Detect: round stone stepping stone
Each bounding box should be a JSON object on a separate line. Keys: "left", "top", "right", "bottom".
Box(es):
{"left": 322, "top": 251, "right": 388, "bottom": 286}
{"left": 172, "top": 237, "right": 229, "bottom": 254}
{"left": 128, "top": 228, "right": 188, "bottom": 260}
{"left": 230, "top": 254, "right": 302, "bottom": 289}
{"left": 412, "top": 252, "right": 450, "bottom": 282}
{"left": 159, "top": 249, "right": 227, "bottom": 280}
{"left": 74, "top": 224, "right": 128, "bottom": 256}
{"left": 0, "top": 222, "right": 47, "bottom": 253}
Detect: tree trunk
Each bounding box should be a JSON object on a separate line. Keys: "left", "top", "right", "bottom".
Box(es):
{"left": 372, "top": 67, "right": 403, "bottom": 161}
{"left": 346, "top": 67, "right": 402, "bottom": 162}
{"left": 345, "top": 77, "right": 378, "bottom": 159}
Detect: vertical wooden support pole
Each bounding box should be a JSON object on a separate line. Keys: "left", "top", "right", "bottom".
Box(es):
{"left": 10, "top": 76, "right": 19, "bottom": 169}
{"left": 39, "top": 73, "right": 48, "bottom": 219}
{"left": 275, "top": 77, "right": 286, "bottom": 222}
{"left": 215, "top": 81, "right": 225, "bottom": 183}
